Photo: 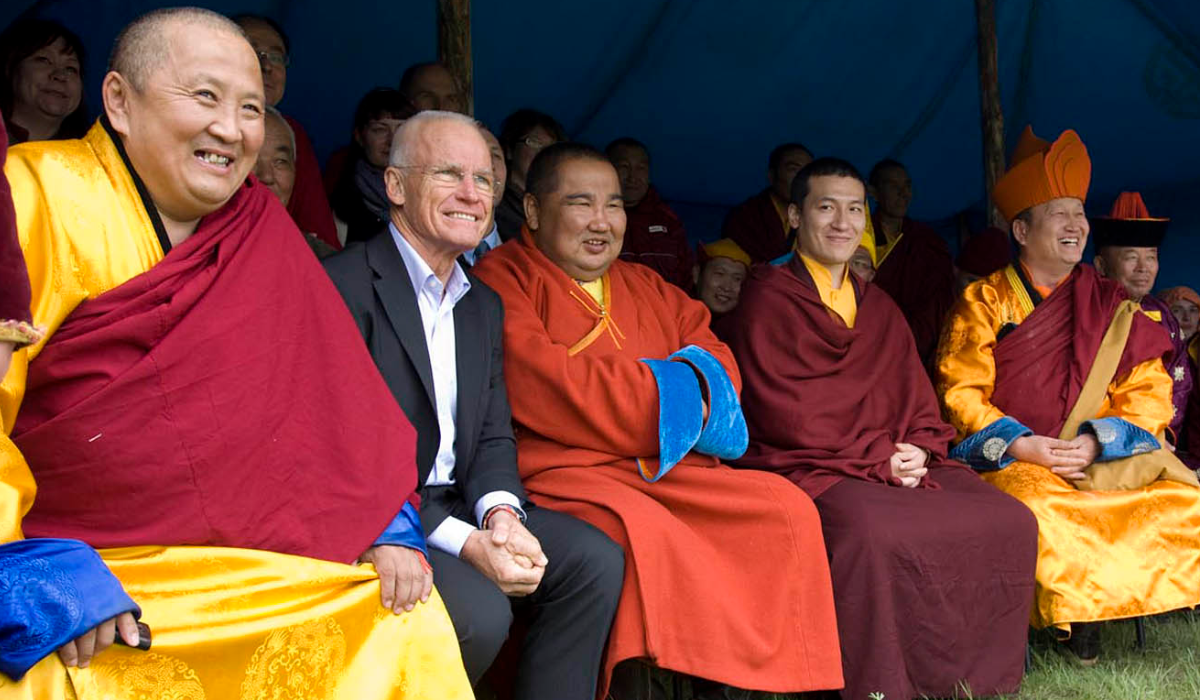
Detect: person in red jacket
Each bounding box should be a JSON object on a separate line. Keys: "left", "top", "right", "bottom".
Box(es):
{"left": 606, "top": 137, "right": 695, "bottom": 292}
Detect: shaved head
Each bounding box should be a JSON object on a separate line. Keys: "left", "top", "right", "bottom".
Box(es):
{"left": 109, "top": 7, "right": 246, "bottom": 90}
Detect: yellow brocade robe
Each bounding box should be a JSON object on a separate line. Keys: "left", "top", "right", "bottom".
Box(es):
{"left": 0, "top": 124, "right": 470, "bottom": 699}
{"left": 936, "top": 265, "right": 1200, "bottom": 630}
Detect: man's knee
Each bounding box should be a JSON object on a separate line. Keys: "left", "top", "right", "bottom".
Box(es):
{"left": 562, "top": 522, "right": 626, "bottom": 605}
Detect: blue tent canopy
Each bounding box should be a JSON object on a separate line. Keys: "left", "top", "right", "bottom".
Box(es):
{"left": 5, "top": 0, "right": 1200, "bottom": 286}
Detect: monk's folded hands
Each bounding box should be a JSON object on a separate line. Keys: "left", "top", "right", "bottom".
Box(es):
{"left": 1007, "top": 435, "right": 1090, "bottom": 478}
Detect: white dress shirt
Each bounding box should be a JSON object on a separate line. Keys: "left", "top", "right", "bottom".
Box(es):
{"left": 390, "top": 223, "right": 523, "bottom": 556}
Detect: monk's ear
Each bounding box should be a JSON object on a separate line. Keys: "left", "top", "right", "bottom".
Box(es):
{"left": 1011, "top": 219, "right": 1028, "bottom": 247}
{"left": 102, "top": 72, "right": 134, "bottom": 137}
{"left": 867, "top": 182, "right": 878, "bottom": 201}
{"left": 692, "top": 262, "right": 701, "bottom": 287}
{"left": 787, "top": 202, "right": 802, "bottom": 230}
{"left": 1093, "top": 253, "right": 1107, "bottom": 276}
{"left": 524, "top": 192, "right": 540, "bottom": 230}
{"left": 384, "top": 167, "right": 405, "bottom": 207}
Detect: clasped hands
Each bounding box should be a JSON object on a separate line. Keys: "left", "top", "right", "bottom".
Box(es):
{"left": 889, "top": 442, "right": 929, "bottom": 487}
{"left": 1007, "top": 434, "right": 1101, "bottom": 481}
{"left": 363, "top": 509, "right": 548, "bottom": 617}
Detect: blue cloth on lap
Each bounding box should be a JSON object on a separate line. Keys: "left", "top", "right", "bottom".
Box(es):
{"left": 639, "top": 357, "right": 705, "bottom": 482}
{"left": 0, "top": 538, "right": 139, "bottom": 681}
{"left": 669, "top": 345, "right": 749, "bottom": 460}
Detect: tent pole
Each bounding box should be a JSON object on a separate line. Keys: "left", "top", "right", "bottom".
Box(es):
{"left": 438, "top": 0, "right": 473, "bottom": 116}
{"left": 975, "top": 0, "right": 1006, "bottom": 227}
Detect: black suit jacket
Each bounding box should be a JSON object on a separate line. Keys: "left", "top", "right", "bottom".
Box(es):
{"left": 323, "top": 230, "right": 527, "bottom": 536}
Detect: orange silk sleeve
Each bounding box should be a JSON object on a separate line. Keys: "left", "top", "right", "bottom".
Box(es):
{"left": 1100, "top": 358, "right": 1174, "bottom": 436}
{"left": 936, "top": 280, "right": 1009, "bottom": 442}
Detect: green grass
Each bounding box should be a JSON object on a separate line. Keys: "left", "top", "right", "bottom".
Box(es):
{"left": 1000, "top": 613, "right": 1200, "bottom": 700}
{"left": 760, "top": 613, "right": 1200, "bottom": 700}
{"left": 593, "top": 613, "right": 1200, "bottom": 699}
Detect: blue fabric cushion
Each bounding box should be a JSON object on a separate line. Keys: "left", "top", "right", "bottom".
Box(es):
{"left": 0, "top": 538, "right": 139, "bottom": 681}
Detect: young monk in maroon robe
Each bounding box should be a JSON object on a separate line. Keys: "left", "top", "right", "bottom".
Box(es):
{"left": 868, "top": 159, "right": 956, "bottom": 371}
{"left": 718, "top": 157, "right": 1038, "bottom": 700}
{"left": 473, "top": 143, "right": 843, "bottom": 699}
{"left": 721, "top": 143, "right": 812, "bottom": 263}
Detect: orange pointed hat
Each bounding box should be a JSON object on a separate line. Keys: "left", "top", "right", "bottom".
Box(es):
{"left": 992, "top": 125, "right": 1091, "bottom": 223}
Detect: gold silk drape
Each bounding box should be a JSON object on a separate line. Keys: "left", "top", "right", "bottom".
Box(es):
{"left": 937, "top": 266, "right": 1200, "bottom": 629}
{"left": 0, "top": 124, "right": 471, "bottom": 698}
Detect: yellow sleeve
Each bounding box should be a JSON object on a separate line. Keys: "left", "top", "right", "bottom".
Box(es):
{"left": 936, "top": 280, "right": 1009, "bottom": 441}
{"left": 1, "top": 150, "right": 71, "bottom": 543}
{"left": 1100, "top": 357, "right": 1173, "bottom": 436}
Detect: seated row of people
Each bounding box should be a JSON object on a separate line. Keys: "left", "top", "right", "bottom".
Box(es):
{"left": 3, "top": 9, "right": 1199, "bottom": 700}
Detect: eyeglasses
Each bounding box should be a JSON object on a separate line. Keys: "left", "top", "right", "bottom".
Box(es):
{"left": 398, "top": 165, "right": 495, "bottom": 196}
{"left": 256, "top": 50, "right": 289, "bottom": 68}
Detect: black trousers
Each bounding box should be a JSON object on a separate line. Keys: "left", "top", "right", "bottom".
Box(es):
{"left": 424, "top": 486, "right": 624, "bottom": 700}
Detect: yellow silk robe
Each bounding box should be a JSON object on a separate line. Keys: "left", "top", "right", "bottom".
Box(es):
{"left": 937, "top": 265, "right": 1200, "bottom": 630}
{"left": 0, "top": 124, "right": 471, "bottom": 699}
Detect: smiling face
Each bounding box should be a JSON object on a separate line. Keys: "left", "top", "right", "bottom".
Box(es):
{"left": 105, "top": 22, "right": 265, "bottom": 231}
{"left": 1013, "top": 197, "right": 1088, "bottom": 276}
{"left": 698, "top": 256, "right": 748, "bottom": 315}
{"left": 527, "top": 157, "right": 626, "bottom": 282}
{"left": 12, "top": 36, "right": 82, "bottom": 122}
{"left": 789, "top": 174, "right": 867, "bottom": 267}
{"left": 386, "top": 118, "right": 493, "bottom": 255}
{"left": 1096, "top": 245, "right": 1159, "bottom": 301}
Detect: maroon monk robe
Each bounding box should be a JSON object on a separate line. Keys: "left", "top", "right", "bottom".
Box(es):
{"left": 284, "top": 114, "right": 341, "bottom": 250}
{"left": 870, "top": 212, "right": 956, "bottom": 370}
{"left": 13, "top": 178, "right": 416, "bottom": 563}
{"left": 619, "top": 186, "right": 695, "bottom": 293}
{"left": 720, "top": 256, "right": 1038, "bottom": 700}
{"left": 721, "top": 188, "right": 791, "bottom": 263}
{"left": 0, "top": 120, "right": 33, "bottom": 336}
{"left": 990, "top": 264, "right": 1172, "bottom": 436}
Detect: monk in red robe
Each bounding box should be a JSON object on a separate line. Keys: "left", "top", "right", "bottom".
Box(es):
{"left": 718, "top": 157, "right": 1038, "bottom": 700}
{"left": 1, "top": 10, "right": 468, "bottom": 696}
{"left": 605, "top": 137, "right": 695, "bottom": 292}
{"left": 721, "top": 143, "right": 812, "bottom": 263}
{"left": 472, "top": 143, "right": 842, "bottom": 699}
{"left": 867, "top": 159, "right": 956, "bottom": 370}
{"left": 235, "top": 14, "right": 340, "bottom": 250}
